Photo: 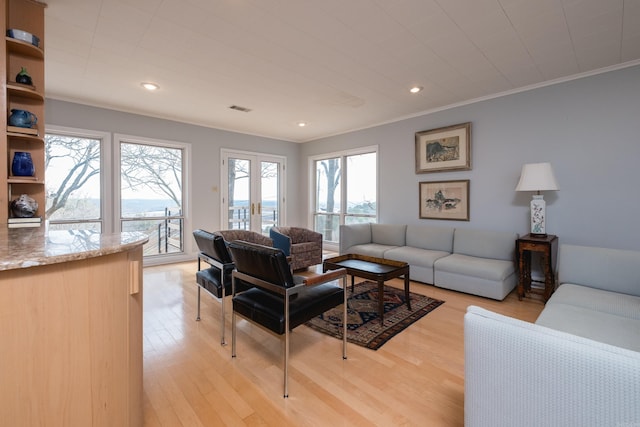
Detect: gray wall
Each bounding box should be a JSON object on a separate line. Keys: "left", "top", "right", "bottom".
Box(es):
{"left": 300, "top": 65, "right": 640, "bottom": 251}
{"left": 47, "top": 64, "right": 640, "bottom": 252}
{"left": 45, "top": 99, "right": 303, "bottom": 253}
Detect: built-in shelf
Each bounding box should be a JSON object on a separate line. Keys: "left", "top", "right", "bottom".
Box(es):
{"left": 2, "top": 0, "right": 46, "bottom": 224}
{"left": 7, "top": 83, "right": 44, "bottom": 101}
{"left": 6, "top": 36, "right": 44, "bottom": 58}
{"left": 6, "top": 132, "right": 44, "bottom": 143}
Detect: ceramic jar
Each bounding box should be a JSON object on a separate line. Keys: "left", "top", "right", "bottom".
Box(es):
{"left": 11, "top": 151, "right": 35, "bottom": 176}
{"left": 8, "top": 109, "right": 38, "bottom": 128}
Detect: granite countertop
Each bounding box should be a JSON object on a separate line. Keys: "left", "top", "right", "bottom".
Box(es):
{"left": 0, "top": 227, "right": 149, "bottom": 271}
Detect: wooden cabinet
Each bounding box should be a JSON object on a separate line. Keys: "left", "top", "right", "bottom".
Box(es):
{"left": 516, "top": 234, "right": 559, "bottom": 302}
{"left": 0, "top": 242, "right": 144, "bottom": 426}
{"left": 1, "top": 0, "right": 46, "bottom": 224}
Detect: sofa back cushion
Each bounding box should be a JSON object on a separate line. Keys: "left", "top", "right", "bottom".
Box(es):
{"left": 453, "top": 228, "right": 517, "bottom": 261}
{"left": 339, "top": 223, "right": 372, "bottom": 253}
{"left": 558, "top": 244, "right": 640, "bottom": 297}
{"left": 371, "top": 224, "right": 406, "bottom": 246}
{"left": 406, "top": 225, "right": 454, "bottom": 252}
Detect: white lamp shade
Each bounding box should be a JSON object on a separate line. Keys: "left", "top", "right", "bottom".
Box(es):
{"left": 515, "top": 162, "right": 559, "bottom": 192}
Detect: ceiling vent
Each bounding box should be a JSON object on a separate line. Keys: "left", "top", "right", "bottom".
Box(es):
{"left": 229, "top": 105, "right": 252, "bottom": 113}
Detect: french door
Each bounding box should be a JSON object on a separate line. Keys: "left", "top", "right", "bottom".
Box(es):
{"left": 221, "top": 149, "right": 285, "bottom": 235}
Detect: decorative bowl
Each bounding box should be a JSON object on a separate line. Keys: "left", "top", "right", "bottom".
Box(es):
{"left": 7, "top": 29, "right": 40, "bottom": 47}
{"left": 10, "top": 194, "right": 38, "bottom": 218}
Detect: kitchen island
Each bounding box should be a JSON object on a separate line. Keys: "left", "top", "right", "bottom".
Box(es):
{"left": 0, "top": 227, "right": 148, "bottom": 427}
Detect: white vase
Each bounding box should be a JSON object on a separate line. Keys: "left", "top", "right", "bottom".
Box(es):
{"left": 530, "top": 195, "right": 546, "bottom": 236}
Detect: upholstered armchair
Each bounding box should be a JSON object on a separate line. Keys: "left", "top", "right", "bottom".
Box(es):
{"left": 215, "top": 229, "right": 273, "bottom": 247}
{"left": 270, "top": 226, "right": 322, "bottom": 271}
{"left": 228, "top": 240, "right": 347, "bottom": 398}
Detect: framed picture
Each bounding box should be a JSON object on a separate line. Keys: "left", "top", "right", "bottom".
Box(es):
{"left": 419, "top": 180, "right": 470, "bottom": 221}
{"left": 415, "top": 122, "right": 471, "bottom": 173}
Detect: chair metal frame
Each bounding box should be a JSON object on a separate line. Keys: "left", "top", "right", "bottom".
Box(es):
{"left": 196, "top": 251, "right": 235, "bottom": 345}
{"left": 231, "top": 267, "right": 348, "bottom": 398}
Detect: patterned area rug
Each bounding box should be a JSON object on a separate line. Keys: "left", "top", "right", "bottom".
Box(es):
{"left": 305, "top": 281, "right": 444, "bottom": 350}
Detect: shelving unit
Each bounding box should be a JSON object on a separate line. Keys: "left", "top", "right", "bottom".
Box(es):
{"left": 1, "top": 0, "right": 46, "bottom": 225}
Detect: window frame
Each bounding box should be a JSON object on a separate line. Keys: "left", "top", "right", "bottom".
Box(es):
{"left": 308, "top": 145, "right": 378, "bottom": 251}
{"left": 114, "top": 133, "right": 192, "bottom": 265}
{"left": 44, "top": 125, "right": 111, "bottom": 232}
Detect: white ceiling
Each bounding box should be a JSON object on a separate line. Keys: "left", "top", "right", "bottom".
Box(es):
{"left": 44, "top": 0, "right": 640, "bottom": 142}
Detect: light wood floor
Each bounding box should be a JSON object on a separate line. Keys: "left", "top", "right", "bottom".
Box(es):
{"left": 142, "top": 261, "right": 544, "bottom": 427}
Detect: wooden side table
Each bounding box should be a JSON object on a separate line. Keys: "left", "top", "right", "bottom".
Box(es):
{"left": 516, "top": 234, "right": 558, "bottom": 302}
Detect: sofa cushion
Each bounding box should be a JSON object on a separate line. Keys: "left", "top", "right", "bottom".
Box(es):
{"left": 347, "top": 243, "right": 397, "bottom": 258}
{"left": 434, "top": 253, "right": 515, "bottom": 281}
{"left": 405, "top": 225, "right": 454, "bottom": 253}
{"left": 546, "top": 283, "right": 640, "bottom": 320}
{"left": 453, "top": 228, "right": 517, "bottom": 261}
{"left": 371, "top": 224, "right": 406, "bottom": 247}
{"left": 384, "top": 246, "right": 450, "bottom": 269}
{"left": 536, "top": 303, "right": 640, "bottom": 352}
{"left": 339, "top": 223, "right": 371, "bottom": 251}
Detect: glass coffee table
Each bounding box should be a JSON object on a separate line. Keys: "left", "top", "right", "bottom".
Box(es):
{"left": 323, "top": 253, "right": 411, "bottom": 323}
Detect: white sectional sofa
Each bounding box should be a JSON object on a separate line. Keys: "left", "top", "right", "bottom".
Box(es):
{"left": 339, "top": 223, "right": 518, "bottom": 300}
{"left": 464, "top": 244, "right": 640, "bottom": 427}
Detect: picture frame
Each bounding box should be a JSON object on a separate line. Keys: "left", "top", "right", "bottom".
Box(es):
{"left": 415, "top": 122, "right": 471, "bottom": 173}
{"left": 419, "top": 180, "right": 470, "bottom": 221}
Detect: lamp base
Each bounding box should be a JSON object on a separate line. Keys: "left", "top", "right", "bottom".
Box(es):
{"left": 530, "top": 195, "right": 546, "bottom": 236}
{"left": 530, "top": 232, "right": 548, "bottom": 238}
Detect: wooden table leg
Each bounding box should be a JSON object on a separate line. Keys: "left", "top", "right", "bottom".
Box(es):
{"left": 404, "top": 274, "right": 411, "bottom": 311}
{"left": 377, "top": 280, "right": 384, "bottom": 323}
{"left": 518, "top": 250, "right": 532, "bottom": 300}
{"left": 517, "top": 249, "right": 526, "bottom": 300}
{"left": 541, "top": 252, "right": 553, "bottom": 302}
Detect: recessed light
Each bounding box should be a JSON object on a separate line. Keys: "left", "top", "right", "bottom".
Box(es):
{"left": 410, "top": 86, "right": 423, "bottom": 94}
{"left": 297, "top": 122, "right": 307, "bottom": 127}
{"left": 141, "top": 82, "right": 159, "bottom": 91}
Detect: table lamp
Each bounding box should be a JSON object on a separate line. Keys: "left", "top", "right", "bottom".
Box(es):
{"left": 515, "top": 162, "right": 559, "bottom": 237}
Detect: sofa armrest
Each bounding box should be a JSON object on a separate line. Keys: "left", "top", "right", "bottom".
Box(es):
{"left": 464, "top": 306, "right": 640, "bottom": 427}
{"left": 339, "top": 223, "right": 372, "bottom": 254}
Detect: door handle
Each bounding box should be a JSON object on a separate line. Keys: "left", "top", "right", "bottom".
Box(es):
{"left": 251, "top": 203, "right": 255, "bottom": 215}
{"left": 258, "top": 202, "right": 261, "bottom": 215}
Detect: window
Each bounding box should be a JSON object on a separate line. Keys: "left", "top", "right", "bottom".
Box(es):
{"left": 311, "top": 146, "right": 377, "bottom": 248}
{"left": 45, "top": 130, "right": 105, "bottom": 231}
{"left": 117, "top": 137, "right": 187, "bottom": 257}
{"left": 45, "top": 127, "right": 190, "bottom": 262}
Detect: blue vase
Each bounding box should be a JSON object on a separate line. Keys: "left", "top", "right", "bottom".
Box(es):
{"left": 12, "top": 151, "right": 35, "bottom": 176}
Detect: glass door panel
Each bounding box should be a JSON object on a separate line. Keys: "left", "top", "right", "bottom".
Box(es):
{"left": 227, "top": 157, "right": 251, "bottom": 230}
{"left": 260, "top": 161, "right": 279, "bottom": 233}
{"left": 222, "top": 151, "right": 285, "bottom": 235}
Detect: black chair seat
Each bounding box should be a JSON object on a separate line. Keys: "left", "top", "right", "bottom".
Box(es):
{"left": 196, "top": 267, "right": 232, "bottom": 299}
{"left": 196, "top": 267, "right": 250, "bottom": 299}
{"left": 233, "top": 282, "right": 344, "bottom": 335}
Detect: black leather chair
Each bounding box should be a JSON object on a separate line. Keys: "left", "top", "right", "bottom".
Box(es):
{"left": 193, "top": 229, "right": 239, "bottom": 345}
{"left": 228, "top": 240, "right": 348, "bottom": 398}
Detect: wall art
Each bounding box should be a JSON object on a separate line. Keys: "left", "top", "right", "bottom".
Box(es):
{"left": 419, "top": 179, "right": 470, "bottom": 221}
{"left": 415, "top": 122, "right": 471, "bottom": 173}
